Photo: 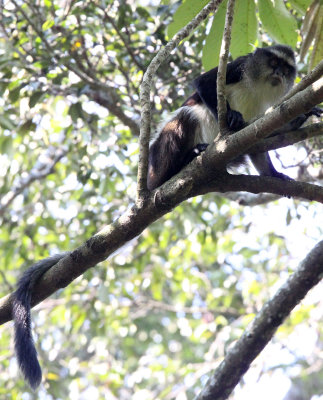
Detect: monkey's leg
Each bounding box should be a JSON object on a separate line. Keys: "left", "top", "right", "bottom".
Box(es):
{"left": 249, "top": 152, "right": 292, "bottom": 180}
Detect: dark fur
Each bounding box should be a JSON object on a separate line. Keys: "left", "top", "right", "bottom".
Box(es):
{"left": 13, "top": 252, "right": 68, "bottom": 389}
{"left": 148, "top": 108, "right": 199, "bottom": 190}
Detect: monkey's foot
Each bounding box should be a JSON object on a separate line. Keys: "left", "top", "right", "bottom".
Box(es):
{"left": 290, "top": 107, "right": 322, "bottom": 129}
{"left": 184, "top": 143, "right": 209, "bottom": 165}
{"left": 306, "top": 106, "right": 322, "bottom": 118}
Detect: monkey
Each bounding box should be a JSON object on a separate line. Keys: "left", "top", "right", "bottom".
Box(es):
{"left": 11, "top": 45, "right": 322, "bottom": 390}
{"left": 147, "top": 45, "right": 322, "bottom": 190}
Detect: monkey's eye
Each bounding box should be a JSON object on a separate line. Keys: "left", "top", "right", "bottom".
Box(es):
{"left": 269, "top": 58, "right": 278, "bottom": 67}
{"left": 283, "top": 66, "right": 289, "bottom": 75}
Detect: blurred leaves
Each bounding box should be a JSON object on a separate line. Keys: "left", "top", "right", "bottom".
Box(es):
{"left": 300, "top": 0, "right": 323, "bottom": 70}
{"left": 0, "top": 1, "right": 322, "bottom": 400}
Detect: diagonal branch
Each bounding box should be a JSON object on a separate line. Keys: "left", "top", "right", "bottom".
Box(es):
{"left": 195, "top": 239, "right": 323, "bottom": 400}
{"left": 136, "top": 0, "right": 225, "bottom": 202}
{"left": 1, "top": 171, "right": 323, "bottom": 326}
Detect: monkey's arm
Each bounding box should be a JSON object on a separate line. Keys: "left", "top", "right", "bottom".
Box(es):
{"left": 285, "top": 106, "right": 322, "bottom": 130}
{"left": 250, "top": 107, "right": 322, "bottom": 179}
{"left": 13, "top": 252, "right": 69, "bottom": 389}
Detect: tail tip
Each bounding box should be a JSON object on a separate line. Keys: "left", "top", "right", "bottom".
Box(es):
{"left": 21, "top": 362, "right": 42, "bottom": 390}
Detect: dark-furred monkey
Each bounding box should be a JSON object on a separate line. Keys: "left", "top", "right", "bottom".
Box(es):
{"left": 147, "top": 45, "right": 322, "bottom": 190}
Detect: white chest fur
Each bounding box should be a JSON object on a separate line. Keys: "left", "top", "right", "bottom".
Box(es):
{"left": 189, "top": 79, "right": 286, "bottom": 146}
{"left": 226, "top": 79, "right": 285, "bottom": 121}
{"left": 189, "top": 104, "right": 220, "bottom": 144}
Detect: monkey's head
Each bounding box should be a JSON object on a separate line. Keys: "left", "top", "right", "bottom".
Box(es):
{"left": 246, "top": 45, "right": 296, "bottom": 94}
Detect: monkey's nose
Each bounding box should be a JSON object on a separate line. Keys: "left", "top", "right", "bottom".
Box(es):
{"left": 273, "top": 68, "right": 284, "bottom": 77}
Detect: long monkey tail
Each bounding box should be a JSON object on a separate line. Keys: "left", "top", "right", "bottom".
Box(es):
{"left": 12, "top": 252, "right": 69, "bottom": 389}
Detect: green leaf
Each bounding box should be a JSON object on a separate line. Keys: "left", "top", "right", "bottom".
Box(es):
{"left": 18, "top": 119, "right": 36, "bottom": 134}
{"left": 69, "top": 102, "right": 84, "bottom": 122}
{"left": 136, "top": 6, "right": 152, "bottom": 20}
{"left": 29, "top": 91, "right": 45, "bottom": 108}
{"left": 258, "top": 0, "right": 298, "bottom": 47}
{"left": 167, "top": 0, "right": 209, "bottom": 38}
{"left": 230, "top": 0, "right": 257, "bottom": 58}
{"left": 289, "top": 0, "right": 312, "bottom": 15}
{"left": 9, "top": 86, "right": 21, "bottom": 103}
{"left": 42, "top": 20, "right": 54, "bottom": 31}
{"left": 0, "top": 136, "right": 13, "bottom": 154}
{"left": 202, "top": 0, "right": 227, "bottom": 70}
{"left": 0, "top": 115, "right": 15, "bottom": 131}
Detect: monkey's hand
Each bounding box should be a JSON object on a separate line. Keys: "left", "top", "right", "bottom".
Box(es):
{"left": 227, "top": 109, "right": 245, "bottom": 131}
{"left": 184, "top": 143, "right": 209, "bottom": 165}
{"left": 306, "top": 106, "right": 323, "bottom": 118}
{"left": 289, "top": 106, "right": 322, "bottom": 130}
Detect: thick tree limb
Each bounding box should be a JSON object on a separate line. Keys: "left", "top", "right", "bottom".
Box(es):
{"left": 136, "top": 0, "right": 224, "bottom": 202}
{"left": 195, "top": 239, "right": 323, "bottom": 400}
{"left": 0, "top": 75, "right": 322, "bottom": 326}
{"left": 217, "top": 0, "right": 236, "bottom": 133}
{"left": 1, "top": 180, "right": 323, "bottom": 325}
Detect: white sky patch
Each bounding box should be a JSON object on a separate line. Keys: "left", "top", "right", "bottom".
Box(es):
{"left": 47, "top": 200, "right": 78, "bottom": 221}
{"left": 235, "top": 369, "right": 291, "bottom": 400}
{"left": 84, "top": 101, "right": 109, "bottom": 117}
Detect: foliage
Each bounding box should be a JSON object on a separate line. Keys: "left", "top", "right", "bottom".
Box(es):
{"left": 169, "top": 0, "right": 323, "bottom": 70}
{"left": 0, "top": 1, "right": 322, "bottom": 399}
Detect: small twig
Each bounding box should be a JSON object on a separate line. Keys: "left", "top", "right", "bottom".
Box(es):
{"left": 217, "top": 0, "right": 236, "bottom": 134}
{"left": 0, "top": 148, "right": 67, "bottom": 216}
{"left": 136, "top": 0, "right": 225, "bottom": 203}
{"left": 248, "top": 122, "right": 323, "bottom": 153}
{"left": 102, "top": 10, "right": 144, "bottom": 71}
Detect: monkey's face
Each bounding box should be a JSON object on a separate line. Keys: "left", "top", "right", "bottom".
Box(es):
{"left": 248, "top": 47, "right": 296, "bottom": 94}
{"left": 266, "top": 56, "right": 296, "bottom": 89}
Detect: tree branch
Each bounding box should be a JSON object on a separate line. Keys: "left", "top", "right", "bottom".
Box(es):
{"left": 195, "top": 239, "right": 323, "bottom": 400}
{"left": 222, "top": 192, "right": 280, "bottom": 206}
{"left": 248, "top": 122, "right": 323, "bottom": 153}
{"left": 217, "top": 0, "right": 236, "bottom": 133}
{"left": 136, "top": 0, "right": 225, "bottom": 202}
{"left": 0, "top": 147, "right": 67, "bottom": 217}
{"left": 1, "top": 75, "right": 322, "bottom": 326}
{"left": 89, "top": 87, "right": 140, "bottom": 136}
